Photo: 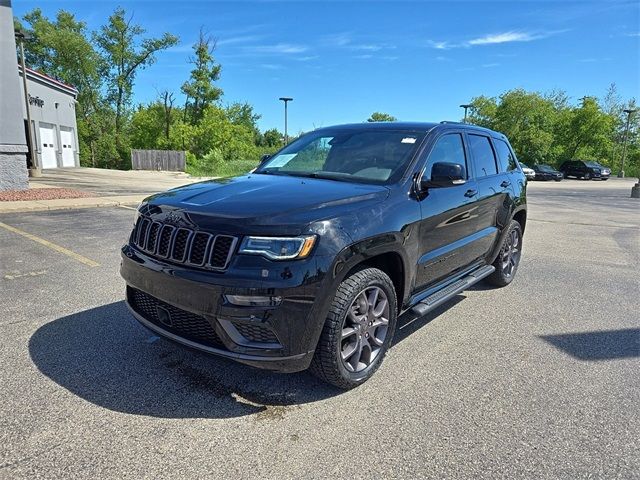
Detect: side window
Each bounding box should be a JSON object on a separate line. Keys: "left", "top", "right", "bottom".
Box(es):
{"left": 468, "top": 134, "right": 498, "bottom": 178}
{"left": 494, "top": 139, "right": 517, "bottom": 172}
{"left": 424, "top": 133, "right": 467, "bottom": 179}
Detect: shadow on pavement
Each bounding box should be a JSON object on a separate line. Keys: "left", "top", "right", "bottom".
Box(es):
{"left": 29, "top": 301, "right": 341, "bottom": 419}
{"left": 540, "top": 328, "right": 640, "bottom": 361}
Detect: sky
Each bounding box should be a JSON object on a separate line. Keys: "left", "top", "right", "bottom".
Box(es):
{"left": 12, "top": 0, "right": 640, "bottom": 134}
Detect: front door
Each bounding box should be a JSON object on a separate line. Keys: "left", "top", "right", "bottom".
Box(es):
{"left": 415, "top": 132, "right": 480, "bottom": 290}
{"left": 39, "top": 124, "right": 57, "bottom": 169}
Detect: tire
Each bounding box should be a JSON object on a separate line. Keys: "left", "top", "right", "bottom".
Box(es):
{"left": 486, "top": 220, "right": 523, "bottom": 287}
{"left": 584, "top": 173, "right": 591, "bottom": 180}
{"left": 309, "top": 267, "right": 398, "bottom": 389}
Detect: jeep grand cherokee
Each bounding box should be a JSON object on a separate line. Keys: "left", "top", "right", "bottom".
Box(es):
{"left": 121, "top": 122, "right": 527, "bottom": 389}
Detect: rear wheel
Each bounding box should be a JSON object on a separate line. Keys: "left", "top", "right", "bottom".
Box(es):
{"left": 486, "top": 220, "right": 523, "bottom": 287}
{"left": 310, "top": 267, "right": 397, "bottom": 389}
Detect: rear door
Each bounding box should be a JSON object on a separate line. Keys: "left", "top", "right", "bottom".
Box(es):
{"left": 415, "top": 132, "right": 481, "bottom": 289}
{"left": 465, "top": 133, "right": 508, "bottom": 258}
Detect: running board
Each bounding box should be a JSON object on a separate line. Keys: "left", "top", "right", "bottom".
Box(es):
{"left": 409, "top": 265, "right": 495, "bottom": 317}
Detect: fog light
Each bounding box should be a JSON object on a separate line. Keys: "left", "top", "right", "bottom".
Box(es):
{"left": 224, "top": 295, "right": 283, "bottom": 307}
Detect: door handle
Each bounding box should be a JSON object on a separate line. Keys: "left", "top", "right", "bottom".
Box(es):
{"left": 464, "top": 189, "right": 478, "bottom": 198}
{"left": 500, "top": 180, "right": 511, "bottom": 188}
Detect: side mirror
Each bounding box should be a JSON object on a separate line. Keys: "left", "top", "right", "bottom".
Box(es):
{"left": 260, "top": 154, "right": 271, "bottom": 165}
{"left": 421, "top": 162, "right": 466, "bottom": 189}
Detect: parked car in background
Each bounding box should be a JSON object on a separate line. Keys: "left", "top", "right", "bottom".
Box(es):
{"left": 519, "top": 163, "right": 536, "bottom": 181}
{"left": 559, "top": 160, "right": 611, "bottom": 180}
{"left": 121, "top": 122, "right": 527, "bottom": 389}
{"left": 532, "top": 164, "right": 563, "bottom": 181}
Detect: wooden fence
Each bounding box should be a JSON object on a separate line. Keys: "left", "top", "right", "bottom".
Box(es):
{"left": 131, "top": 149, "right": 186, "bottom": 171}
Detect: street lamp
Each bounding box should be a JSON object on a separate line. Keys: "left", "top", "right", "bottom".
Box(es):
{"left": 279, "top": 97, "right": 293, "bottom": 144}
{"left": 460, "top": 104, "right": 473, "bottom": 123}
{"left": 14, "top": 29, "right": 40, "bottom": 176}
{"left": 619, "top": 108, "right": 636, "bottom": 179}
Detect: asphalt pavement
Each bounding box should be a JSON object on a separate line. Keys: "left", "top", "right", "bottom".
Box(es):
{"left": 0, "top": 178, "right": 638, "bottom": 479}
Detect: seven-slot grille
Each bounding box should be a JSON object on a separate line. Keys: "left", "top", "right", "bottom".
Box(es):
{"left": 131, "top": 217, "right": 237, "bottom": 270}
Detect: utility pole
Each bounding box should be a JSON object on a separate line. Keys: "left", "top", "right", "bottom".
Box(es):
{"left": 460, "top": 104, "right": 472, "bottom": 123}
{"left": 279, "top": 97, "right": 293, "bottom": 144}
{"left": 619, "top": 108, "right": 636, "bottom": 179}
{"left": 15, "top": 29, "right": 40, "bottom": 176}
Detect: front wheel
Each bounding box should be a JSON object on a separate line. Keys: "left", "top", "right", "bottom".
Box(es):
{"left": 486, "top": 220, "right": 523, "bottom": 287}
{"left": 584, "top": 173, "right": 592, "bottom": 180}
{"left": 310, "top": 267, "right": 398, "bottom": 389}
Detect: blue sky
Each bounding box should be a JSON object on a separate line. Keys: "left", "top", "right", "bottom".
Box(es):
{"left": 13, "top": 0, "right": 640, "bottom": 133}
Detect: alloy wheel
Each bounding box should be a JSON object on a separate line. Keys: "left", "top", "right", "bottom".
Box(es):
{"left": 501, "top": 228, "right": 521, "bottom": 279}
{"left": 340, "top": 286, "right": 390, "bottom": 373}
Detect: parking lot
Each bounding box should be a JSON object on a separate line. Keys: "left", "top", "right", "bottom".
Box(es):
{"left": 1, "top": 179, "right": 638, "bottom": 479}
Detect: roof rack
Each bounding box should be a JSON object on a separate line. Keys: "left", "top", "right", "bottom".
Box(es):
{"left": 440, "top": 121, "right": 464, "bottom": 125}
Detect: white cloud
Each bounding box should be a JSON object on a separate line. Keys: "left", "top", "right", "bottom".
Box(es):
{"left": 427, "top": 40, "right": 453, "bottom": 50}
{"left": 468, "top": 31, "right": 540, "bottom": 45}
{"left": 350, "top": 44, "right": 385, "bottom": 52}
{"left": 218, "top": 35, "right": 263, "bottom": 46}
{"left": 482, "top": 63, "right": 500, "bottom": 68}
{"left": 245, "top": 43, "right": 308, "bottom": 54}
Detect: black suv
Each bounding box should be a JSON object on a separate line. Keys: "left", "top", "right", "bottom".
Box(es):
{"left": 121, "top": 122, "right": 527, "bottom": 388}
{"left": 559, "top": 160, "right": 611, "bottom": 180}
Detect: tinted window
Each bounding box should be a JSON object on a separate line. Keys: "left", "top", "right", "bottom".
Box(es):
{"left": 468, "top": 134, "right": 498, "bottom": 177}
{"left": 424, "top": 133, "right": 467, "bottom": 179}
{"left": 494, "top": 139, "right": 517, "bottom": 172}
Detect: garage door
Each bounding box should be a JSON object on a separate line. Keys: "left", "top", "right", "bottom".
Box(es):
{"left": 60, "top": 127, "right": 75, "bottom": 167}
{"left": 39, "top": 124, "right": 57, "bottom": 169}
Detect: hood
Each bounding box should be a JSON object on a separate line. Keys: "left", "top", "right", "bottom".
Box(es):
{"left": 143, "top": 174, "right": 389, "bottom": 235}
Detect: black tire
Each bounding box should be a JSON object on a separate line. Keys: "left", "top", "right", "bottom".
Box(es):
{"left": 584, "top": 172, "right": 591, "bottom": 180}
{"left": 309, "top": 267, "right": 398, "bottom": 389}
{"left": 486, "top": 220, "right": 523, "bottom": 287}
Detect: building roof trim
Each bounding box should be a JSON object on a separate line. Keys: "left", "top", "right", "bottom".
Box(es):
{"left": 18, "top": 66, "right": 79, "bottom": 98}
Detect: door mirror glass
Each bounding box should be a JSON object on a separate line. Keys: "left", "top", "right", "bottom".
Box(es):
{"left": 422, "top": 162, "right": 466, "bottom": 188}
{"left": 260, "top": 154, "right": 271, "bottom": 165}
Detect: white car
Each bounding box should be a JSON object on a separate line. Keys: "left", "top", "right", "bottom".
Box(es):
{"left": 520, "top": 163, "right": 536, "bottom": 180}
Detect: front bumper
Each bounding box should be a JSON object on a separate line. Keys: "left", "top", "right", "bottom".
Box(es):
{"left": 120, "top": 244, "right": 333, "bottom": 372}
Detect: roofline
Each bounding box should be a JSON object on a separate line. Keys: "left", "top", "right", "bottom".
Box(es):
{"left": 18, "top": 66, "right": 78, "bottom": 97}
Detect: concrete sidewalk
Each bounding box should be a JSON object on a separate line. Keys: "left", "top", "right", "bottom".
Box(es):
{"left": 0, "top": 167, "right": 212, "bottom": 213}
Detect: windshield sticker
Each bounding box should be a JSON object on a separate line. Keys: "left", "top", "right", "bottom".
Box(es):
{"left": 401, "top": 137, "right": 417, "bottom": 144}
{"left": 266, "top": 153, "right": 296, "bottom": 167}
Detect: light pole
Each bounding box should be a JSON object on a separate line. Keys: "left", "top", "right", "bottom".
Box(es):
{"left": 460, "top": 104, "right": 473, "bottom": 123}
{"left": 14, "top": 29, "right": 40, "bottom": 176}
{"left": 619, "top": 108, "right": 636, "bottom": 179}
{"left": 279, "top": 97, "right": 293, "bottom": 144}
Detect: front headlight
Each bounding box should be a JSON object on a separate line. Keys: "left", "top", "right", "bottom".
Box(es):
{"left": 238, "top": 235, "right": 316, "bottom": 260}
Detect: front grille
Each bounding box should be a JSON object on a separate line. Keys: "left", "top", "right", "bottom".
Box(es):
{"left": 128, "top": 287, "right": 225, "bottom": 349}
{"left": 233, "top": 322, "right": 279, "bottom": 344}
{"left": 131, "top": 217, "right": 237, "bottom": 270}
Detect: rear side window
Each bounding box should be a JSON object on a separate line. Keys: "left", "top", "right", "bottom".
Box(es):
{"left": 494, "top": 139, "right": 518, "bottom": 172}
{"left": 468, "top": 134, "right": 498, "bottom": 177}
{"left": 424, "top": 133, "right": 467, "bottom": 179}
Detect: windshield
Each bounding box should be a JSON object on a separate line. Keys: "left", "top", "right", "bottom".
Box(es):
{"left": 584, "top": 161, "right": 601, "bottom": 168}
{"left": 255, "top": 128, "right": 426, "bottom": 184}
{"left": 536, "top": 165, "right": 555, "bottom": 172}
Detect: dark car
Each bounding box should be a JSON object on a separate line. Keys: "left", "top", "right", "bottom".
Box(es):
{"left": 559, "top": 160, "right": 611, "bottom": 180}
{"left": 532, "top": 164, "right": 563, "bottom": 181}
{"left": 121, "top": 122, "right": 527, "bottom": 388}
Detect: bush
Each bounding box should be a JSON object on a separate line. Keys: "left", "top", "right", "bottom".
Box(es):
{"left": 186, "top": 148, "right": 258, "bottom": 177}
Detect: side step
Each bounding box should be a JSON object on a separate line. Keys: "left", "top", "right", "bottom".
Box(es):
{"left": 409, "top": 264, "right": 495, "bottom": 317}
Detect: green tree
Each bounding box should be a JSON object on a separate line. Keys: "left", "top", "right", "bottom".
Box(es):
{"left": 94, "top": 7, "right": 178, "bottom": 161}
{"left": 181, "top": 28, "right": 223, "bottom": 123}
{"left": 367, "top": 112, "right": 397, "bottom": 122}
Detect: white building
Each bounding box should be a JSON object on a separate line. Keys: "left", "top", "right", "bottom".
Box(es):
{"left": 19, "top": 66, "right": 80, "bottom": 169}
